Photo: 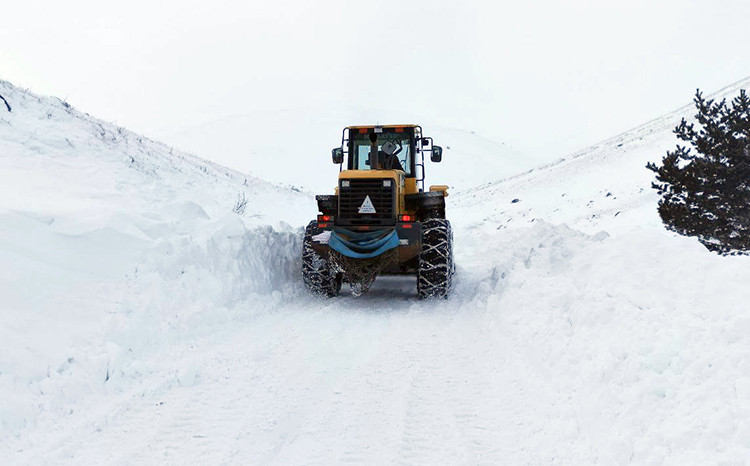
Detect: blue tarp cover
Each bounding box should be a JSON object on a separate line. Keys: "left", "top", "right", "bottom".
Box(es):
{"left": 329, "top": 228, "right": 400, "bottom": 259}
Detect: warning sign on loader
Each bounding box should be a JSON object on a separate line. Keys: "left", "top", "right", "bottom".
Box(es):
{"left": 358, "top": 196, "right": 377, "bottom": 214}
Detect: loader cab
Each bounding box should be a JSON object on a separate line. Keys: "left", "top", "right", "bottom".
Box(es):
{"left": 331, "top": 126, "right": 417, "bottom": 176}
{"left": 348, "top": 127, "right": 415, "bottom": 176}
{"left": 331, "top": 125, "right": 442, "bottom": 192}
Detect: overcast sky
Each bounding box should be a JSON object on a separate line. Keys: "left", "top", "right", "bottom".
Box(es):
{"left": 3, "top": 0, "right": 750, "bottom": 167}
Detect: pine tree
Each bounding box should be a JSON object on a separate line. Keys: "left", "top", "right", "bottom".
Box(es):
{"left": 647, "top": 88, "right": 750, "bottom": 255}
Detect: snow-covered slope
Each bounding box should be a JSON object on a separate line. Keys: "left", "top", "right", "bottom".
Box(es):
{"left": 0, "top": 79, "right": 314, "bottom": 447}
{"left": 2, "top": 77, "right": 750, "bottom": 465}
{"left": 161, "top": 105, "right": 540, "bottom": 193}
{"left": 456, "top": 76, "right": 750, "bottom": 234}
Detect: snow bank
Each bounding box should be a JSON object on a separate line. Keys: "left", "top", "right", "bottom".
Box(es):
{"left": 454, "top": 220, "right": 750, "bottom": 463}
{"left": 120, "top": 213, "right": 303, "bottom": 346}
{"left": 0, "top": 80, "right": 311, "bottom": 443}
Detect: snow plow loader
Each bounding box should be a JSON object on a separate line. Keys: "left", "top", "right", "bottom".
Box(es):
{"left": 302, "top": 125, "right": 454, "bottom": 298}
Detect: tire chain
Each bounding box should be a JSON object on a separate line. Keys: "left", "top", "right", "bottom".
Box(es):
{"left": 417, "top": 218, "right": 454, "bottom": 299}
{"left": 302, "top": 222, "right": 339, "bottom": 297}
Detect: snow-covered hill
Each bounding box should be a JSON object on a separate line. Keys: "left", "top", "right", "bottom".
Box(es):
{"left": 0, "top": 79, "right": 314, "bottom": 451}
{"left": 2, "top": 77, "right": 750, "bottom": 465}
{"left": 161, "top": 105, "right": 540, "bottom": 193}
{"left": 456, "top": 76, "right": 750, "bottom": 234}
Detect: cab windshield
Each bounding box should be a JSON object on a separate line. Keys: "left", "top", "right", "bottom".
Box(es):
{"left": 350, "top": 131, "right": 412, "bottom": 176}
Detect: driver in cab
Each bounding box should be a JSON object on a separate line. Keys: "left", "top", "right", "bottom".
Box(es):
{"left": 369, "top": 133, "right": 404, "bottom": 171}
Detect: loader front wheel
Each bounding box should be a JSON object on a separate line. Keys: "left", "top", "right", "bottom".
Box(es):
{"left": 302, "top": 221, "right": 341, "bottom": 297}
{"left": 417, "top": 218, "right": 454, "bottom": 299}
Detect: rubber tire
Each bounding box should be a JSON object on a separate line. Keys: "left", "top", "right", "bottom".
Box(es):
{"left": 417, "top": 218, "right": 454, "bottom": 299}
{"left": 302, "top": 221, "right": 341, "bottom": 297}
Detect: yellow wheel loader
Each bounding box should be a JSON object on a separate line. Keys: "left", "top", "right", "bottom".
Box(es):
{"left": 302, "top": 125, "right": 453, "bottom": 298}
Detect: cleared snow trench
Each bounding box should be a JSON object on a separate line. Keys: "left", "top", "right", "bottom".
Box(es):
{"left": 3, "top": 78, "right": 750, "bottom": 464}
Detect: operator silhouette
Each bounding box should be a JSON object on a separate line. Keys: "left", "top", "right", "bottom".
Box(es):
{"left": 378, "top": 150, "right": 404, "bottom": 171}
{"left": 369, "top": 133, "right": 404, "bottom": 171}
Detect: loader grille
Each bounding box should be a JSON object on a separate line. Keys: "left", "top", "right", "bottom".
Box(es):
{"left": 338, "top": 179, "right": 395, "bottom": 226}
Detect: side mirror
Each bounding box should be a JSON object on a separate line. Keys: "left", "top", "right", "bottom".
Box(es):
{"left": 431, "top": 146, "right": 443, "bottom": 163}
{"left": 332, "top": 147, "right": 343, "bottom": 164}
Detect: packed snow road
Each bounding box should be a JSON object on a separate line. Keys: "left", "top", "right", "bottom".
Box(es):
{"left": 5, "top": 219, "right": 604, "bottom": 465}
{"left": 6, "top": 215, "right": 750, "bottom": 465}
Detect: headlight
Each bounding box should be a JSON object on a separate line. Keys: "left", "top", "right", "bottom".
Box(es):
{"left": 383, "top": 179, "right": 392, "bottom": 187}
{"left": 341, "top": 180, "right": 350, "bottom": 188}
